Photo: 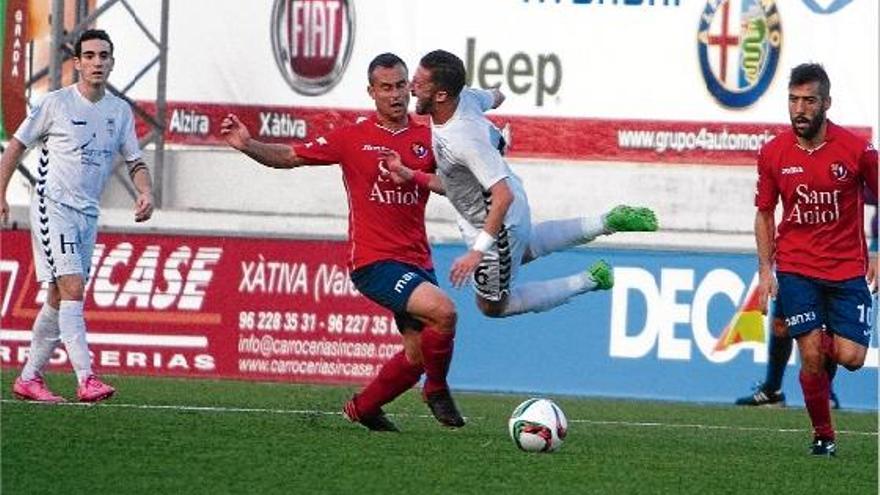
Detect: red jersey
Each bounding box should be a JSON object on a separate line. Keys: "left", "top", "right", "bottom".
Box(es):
{"left": 294, "top": 115, "right": 435, "bottom": 270}
{"left": 755, "top": 121, "right": 879, "bottom": 281}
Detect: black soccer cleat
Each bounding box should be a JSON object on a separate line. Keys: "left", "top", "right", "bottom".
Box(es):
{"left": 810, "top": 437, "right": 837, "bottom": 457}
{"left": 343, "top": 398, "right": 400, "bottom": 432}
{"left": 734, "top": 384, "right": 786, "bottom": 407}
{"left": 424, "top": 389, "right": 465, "bottom": 428}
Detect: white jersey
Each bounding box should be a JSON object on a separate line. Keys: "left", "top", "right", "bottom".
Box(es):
{"left": 14, "top": 85, "right": 142, "bottom": 216}
{"left": 431, "top": 88, "right": 530, "bottom": 230}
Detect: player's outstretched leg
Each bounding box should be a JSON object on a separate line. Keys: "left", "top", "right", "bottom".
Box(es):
{"left": 603, "top": 205, "right": 658, "bottom": 233}
{"left": 490, "top": 260, "right": 614, "bottom": 317}
{"left": 526, "top": 206, "right": 657, "bottom": 264}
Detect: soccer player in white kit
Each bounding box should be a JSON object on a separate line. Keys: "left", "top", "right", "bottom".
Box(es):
{"left": 384, "top": 50, "right": 657, "bottom": 318}
{"left": 0, "top": 30, "right": 154, "bottom": 402}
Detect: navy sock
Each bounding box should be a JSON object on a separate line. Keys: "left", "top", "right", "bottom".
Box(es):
{"left": 763, "top": 334, "right": 792, "bottom": 392}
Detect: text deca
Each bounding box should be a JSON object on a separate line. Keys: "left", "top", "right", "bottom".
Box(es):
{"left": 609, "top": 266, "right": 767, "bottom": 364}
{"left": 464, "top": 37, "right": 561, "bottom": 107}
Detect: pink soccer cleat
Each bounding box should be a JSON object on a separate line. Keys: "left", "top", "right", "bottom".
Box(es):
{"left": 12, "top": 376, "right": 65, "bottom": 403}
{"left": 76, "top": 375, "right": 116, "bottom": 403}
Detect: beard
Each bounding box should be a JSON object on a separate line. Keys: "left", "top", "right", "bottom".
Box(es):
{"left": 414, "top": 97, "right": 433, "bottom": 116}
{"left": 791, "top": 110, "right": 826, "bottom": 140}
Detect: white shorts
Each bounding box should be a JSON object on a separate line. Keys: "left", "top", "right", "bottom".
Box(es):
{"left": 458, "top": 214, "right": 531, "bottom": 302}
{"left": 29, "top": 196, "right": 98, "bottom": 283}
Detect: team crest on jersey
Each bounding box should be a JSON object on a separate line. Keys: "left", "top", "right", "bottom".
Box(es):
{"left": 829, "top": 162, "right": 850, "bottom": 182}
{"left": 411, "top": 142, "right": 428, "bottom": 159}
{"left": 105, "top": 118, "right": 116, "bottom": 136}
{"left": 697, "top": 0, "right": 782, "bottom": 108}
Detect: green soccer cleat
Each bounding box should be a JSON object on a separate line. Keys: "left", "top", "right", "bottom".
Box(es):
{"left": 603, "top": 205, "right": 659, "bottom": 233}
{"left": 588, "top": 260, "right": 614, "bottom": 291}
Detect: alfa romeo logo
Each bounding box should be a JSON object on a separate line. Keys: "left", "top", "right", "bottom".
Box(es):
{"left": 697, "top": 0, "right": 782, "bottom": 108}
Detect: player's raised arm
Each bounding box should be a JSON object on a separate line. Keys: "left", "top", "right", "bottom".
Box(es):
{"left": 220, "top": 113, "right": 307, "bottom": 169}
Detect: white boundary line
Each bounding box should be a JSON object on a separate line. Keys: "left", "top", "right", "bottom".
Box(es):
{"left": 2, "top": 399, "right": 876, "bottom": 437}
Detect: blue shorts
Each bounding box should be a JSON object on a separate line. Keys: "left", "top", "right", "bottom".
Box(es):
{"left": 776, "top": 272, "right": 873, "bottom": 347}
{"left": 351, "top": 260, "right": 437, "bottom": 333}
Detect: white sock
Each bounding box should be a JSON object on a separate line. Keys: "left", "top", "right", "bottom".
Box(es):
{"left": 500, "top": 272, "right": 596, "bottom": 317}
{"left": 528, "top": 217, "right": 606, "bottom": 260}
{"left": 20, "top": 305, "right": 61, "bottom": 380}
{"left": 58, "top": 300, "right": 93, "bottom": 384}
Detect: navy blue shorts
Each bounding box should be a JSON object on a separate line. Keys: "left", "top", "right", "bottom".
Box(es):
{"left": 351, "top": 260, "right": 437, "bottom": 333}
{"left": 776, "top": 271, "right": 873, "bottom": 347}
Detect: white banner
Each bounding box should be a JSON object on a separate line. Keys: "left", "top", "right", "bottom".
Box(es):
{"left": 100, "top": 0, "right": 877, "bottom": 138}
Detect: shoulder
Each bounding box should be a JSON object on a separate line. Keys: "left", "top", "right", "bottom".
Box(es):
{"left": 827, "top": 121, "right": 871, "bottom": 152}
{"left": 760, "top": 130, "right": 793, "bottom": 157}
{"left": 406, "top": 119, "right": 432, "bottom": 139}
{"left": 104, "top": 93, "right": 134, "bottom": 114}
{"left": 34, "top": 87, "right": 68, "bottom": 110}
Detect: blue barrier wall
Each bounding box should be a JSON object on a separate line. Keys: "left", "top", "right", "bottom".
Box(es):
{"left": 430, "top": 244, "right": 878, "bottom": 411}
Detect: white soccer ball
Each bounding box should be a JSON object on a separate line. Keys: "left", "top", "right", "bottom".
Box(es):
{"left": 508, "top": 398, "right": 568, "bottom": 453}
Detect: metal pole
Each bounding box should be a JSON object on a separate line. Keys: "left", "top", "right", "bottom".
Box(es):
{"left": 153, "top": 0, "right": 170, "bottom": 208}
{"left": 49, "top": 0, "right": 65, "bottom": 90}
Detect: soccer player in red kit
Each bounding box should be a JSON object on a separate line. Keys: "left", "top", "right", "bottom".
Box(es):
{"left": 754, "top": 63, "right": 878, "bottom": 456}
{"left": 221, "top": 53, "right": 464, "bottom": 430}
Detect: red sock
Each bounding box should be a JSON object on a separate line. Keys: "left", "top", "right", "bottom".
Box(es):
{"left": 820, "top": 331, "right": 837, "bottom": 359}
{"left": 354, "top": 351, "right": 423, "bottom": 418}
{"left": 799, "top": 369, "right": 834, "bottom": 440}
{"left": 421, "top": 327, "right": 454, "bottom": 396}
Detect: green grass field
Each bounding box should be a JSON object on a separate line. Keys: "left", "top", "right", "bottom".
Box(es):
{"left": 1, "top": 372, "right": 877, "bottom": 495}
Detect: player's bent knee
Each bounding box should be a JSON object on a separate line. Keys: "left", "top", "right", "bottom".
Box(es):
{"left": 838, "top": 353, "right": 866, "bottom": 372}
{"left": 431, "top": 301, "right": 457, "bottom": 333}
{"left": 477, "top": 298, "right": 506, "bottom": 318}
{"left": 55, "top": 274, "right": 86, "bottom": 301}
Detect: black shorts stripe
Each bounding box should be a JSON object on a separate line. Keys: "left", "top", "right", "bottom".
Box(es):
{"left": 36, "top": 147, "right": 56, "bottom": 274}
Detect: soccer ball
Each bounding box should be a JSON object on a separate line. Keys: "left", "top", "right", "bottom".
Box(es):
{"left": 508, "top": 398, "right": 568, "bottom": 453}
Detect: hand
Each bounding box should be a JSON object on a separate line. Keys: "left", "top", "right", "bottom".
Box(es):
{"left": 868, "top": 253, "right": 878, "bottom": 293}
{"left": 377, "top": 150, "right": 412, "bottom": 184}
{"left": 0, "top": 196, "right": 8, "bottom": 226}
{"left": 450, "top": 250, "right": 484, "bottom": 288}
{"left": 134, "top": 192, "right": 154, "bottom": 223}
{"left": 756, "top": 268, "right": 777, "bottom": 315}
{"left": 220, "top": 113, "right": 251, "bottom": 151}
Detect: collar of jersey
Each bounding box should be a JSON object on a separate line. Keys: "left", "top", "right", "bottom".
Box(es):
{"left": 371, "top": 115, "right": 409, "bottom": 136}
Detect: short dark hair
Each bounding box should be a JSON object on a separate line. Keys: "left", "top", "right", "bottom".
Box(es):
{"left": 419, "top": 50, "right": 466, "bottom": 98}
{"left": 75, "top": 29, "right": 113, "bottom": 57}
{"left": 367, "top": 53, "right": 406, "bottom": 83}
{"left": 789, "top": 63, "right": 830, "bottom": 99}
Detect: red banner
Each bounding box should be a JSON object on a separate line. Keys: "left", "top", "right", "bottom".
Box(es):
{"left": 0, "top": 230, "right": 401, "bottom": 385}
{"left": 136, "top": 100, "right": 873, "bottom": 166}
{"left": 1, "top": 0, "right": 28, "bottom": 139}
